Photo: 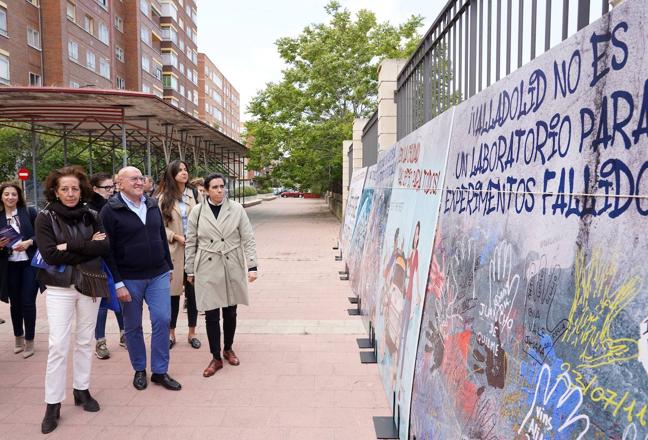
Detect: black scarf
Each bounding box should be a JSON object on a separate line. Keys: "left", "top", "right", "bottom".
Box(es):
{"left": 49, "top": 201, "right": 95, "bottom": 227}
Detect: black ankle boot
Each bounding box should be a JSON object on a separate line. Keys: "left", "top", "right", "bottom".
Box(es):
{"left": 41, "top": 403, "right": 60, "bottom": 434}
{"left": 73, "top": 389, "right": 100, "bottom": 412}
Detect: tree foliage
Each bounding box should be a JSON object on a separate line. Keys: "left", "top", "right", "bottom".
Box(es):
{"left": 245, "top": 1, "right": 424, "bottom": 192}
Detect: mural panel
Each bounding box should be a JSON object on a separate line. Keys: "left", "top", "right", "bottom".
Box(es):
{"left": 355, "top": 145, "right": 399, "bottom": 333}
{"left": 373, "top": 109, "right": 454, "bottom": 439}
{"left": 410, "top": 1, "right": 648, "bottom": 439}
{"left": 340, "top": 167, "right": 368, "bottom": 259}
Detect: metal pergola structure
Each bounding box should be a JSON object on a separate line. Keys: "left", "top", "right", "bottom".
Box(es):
{"left": 0, "top": 87, "right": 248, "bottom": 206}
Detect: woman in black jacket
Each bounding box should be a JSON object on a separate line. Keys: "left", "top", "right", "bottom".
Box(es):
{"left": 34, "top": 166, "right": 111, "bottom": 435}
{"left": 0, "top": 182, "right": 38, "bottom": 358}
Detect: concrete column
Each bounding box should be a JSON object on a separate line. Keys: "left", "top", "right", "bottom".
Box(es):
{"left": 352, "top": 118, "right": 368, "bottom": 171}
{"left": 342, "top": 140, "right": 352, "bottom": 216}
{"left": 377, "top": 59, "right": 406, "bottom": 153}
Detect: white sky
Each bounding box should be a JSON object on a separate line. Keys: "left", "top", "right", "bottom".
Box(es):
{"left": 196, "top": 0, "right": 446, "bottom": 122}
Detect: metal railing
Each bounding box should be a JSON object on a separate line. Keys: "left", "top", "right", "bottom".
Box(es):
{"left": 396, "top": 0, "right": 611, "bottom": 139}
{"left": 361, "top": 110, "right": 378, "bottom": 167}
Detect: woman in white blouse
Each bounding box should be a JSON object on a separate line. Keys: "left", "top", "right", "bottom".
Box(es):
{"left": 0, "top": 182, "right": 39, "bottom": 358}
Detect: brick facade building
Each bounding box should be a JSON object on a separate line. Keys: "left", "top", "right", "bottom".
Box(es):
{"left": 0, "top": 0, "right": 239, "bottom": 136}
{"left": 198, "top": 52, "right": 240, "bottom": 141}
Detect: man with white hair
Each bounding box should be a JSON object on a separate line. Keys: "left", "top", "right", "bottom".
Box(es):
{"left": 100, "top": 166, "right": 181, "bottom": 391}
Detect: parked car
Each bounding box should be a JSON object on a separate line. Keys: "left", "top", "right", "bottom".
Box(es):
{"left": 281, "top": 189, "right": 304, "bottom": 198}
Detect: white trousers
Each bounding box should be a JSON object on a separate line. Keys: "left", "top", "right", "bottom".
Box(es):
{"left": 44, "top": 285, "right": 100, "bottom": 404}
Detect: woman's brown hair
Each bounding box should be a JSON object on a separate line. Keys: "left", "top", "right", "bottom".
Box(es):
{"left": 0, "top": 182, "right": 27, "bottom": 211}
{"left": 157, "top": 160, "right": 190, "bottom": 225}
{"left": 43, "top": 165, "right": 93, "bottom": 203}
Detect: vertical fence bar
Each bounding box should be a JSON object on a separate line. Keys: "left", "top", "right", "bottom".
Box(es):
{"left": 517, "top": 0, "right": 524, "bottom": 68}
{"left": 506, "top": 0, "right": 512, "bottom": 75}
{"left": 496, "top": 0, "right": 501, "bottom": 81}
{"left": 478, "top": 0, "right": 483, "bottom": 92}
{"left": 545, "top": 0, "right": 552, "bottom": 51}
{"left": 486, "top": 0, "right": 491, "bottom": 87}
{"left": 562, "top": 0, "right": 569, "bottom": 41}
{"left": 530, "top": 0, "right": 537, "bottom": 60}
{"left": 577, "top": 0, "right": 590, "bottom": 30}
{"left": 469, "top": 0, "right": 478, "bottom": 97}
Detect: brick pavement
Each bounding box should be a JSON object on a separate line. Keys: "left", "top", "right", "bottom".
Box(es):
{"left": 0, "top": 198, "right": 389, "bottom": 439}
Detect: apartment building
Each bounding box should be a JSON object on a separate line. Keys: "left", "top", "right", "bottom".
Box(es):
{"left": 1, "top": 0, "right": 239, "bottom": 134}
{"left": 198, "top": 52, "right": 240, "bottom": 140}
{"left": 159, "top": 0, "right": 199, "bottom": 117}
{"left": 0, "top": 0, "right": 43, "bottom": 87}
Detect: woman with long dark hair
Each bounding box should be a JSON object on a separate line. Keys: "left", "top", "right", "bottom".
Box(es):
{"left": 34, "top": 166, "right": 111, "bottom": 434}
{"left": 156, "top": 160, "right": 201, "bottom": 349}
{"left": 0, "top": 182, "right": 39, "bottom": 358}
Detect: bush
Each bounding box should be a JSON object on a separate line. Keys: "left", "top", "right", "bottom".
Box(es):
{"left": 230, "top": 186, "right": 257, "bottom": 197}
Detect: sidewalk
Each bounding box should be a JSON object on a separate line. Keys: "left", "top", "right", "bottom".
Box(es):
{"left": 0, "top": 198, "right": 389, "bottom": 440}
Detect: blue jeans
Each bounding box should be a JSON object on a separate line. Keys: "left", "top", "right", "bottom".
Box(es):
{"left": 121, "top": 272, "right": 171, "bottom": 374}
{"left": 95, "top": 303, "right": 124, "bottom": 340}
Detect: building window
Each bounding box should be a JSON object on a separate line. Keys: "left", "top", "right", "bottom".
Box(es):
{"left": 141, "top": 55, "right": 150, "bottom": 72}
{"left": 70, "top": 80, "right": 80, "bottom": 88}
{"left": 117, "top": 77, "right": 125, "bottom": 89}
{"left": 140, "top": 26, "right": 151, "bottom": 46}
{"left": 193, "top": 90, "right": 198, "bottom": 105}
{"left": 114, "top": 16, "right": 123, "bottom": 32}
{"left": 179, "top": 63, "right": 184, "bottom": 75}
{"left": 115, "top": 46, "right": 124, "bottom": 62}
{"left": 86, "top": 51, "right": 96, "bottom": 70}
{"left": 139, "top": 0, "right": 148, "bottom": 15}
{"left": 29, "top": 72, "right": 41, "bottom": 86}
{"left": 162, "top": 74, "right": 177, "bottom": 91}
{"left": 162, "top": 51, "right": 177, "bottom": 68}
{"left": 161, "top": 26, "right": 177, "bottom": 44}
{"left": 66, "top": 2, "right": 75, "bottom": 21}
{"left": 27, "top": 0, "right": 40, "bottom": 6}
{"left": 97, "top": 0, "right": 108, "bottom": 9}
{"left": 142, "top": 83, "right": 151, "bottom": 93}
{"left": 178, "top": 39, "right": 184, "bottom": 51}
{"left": 98, "top": 23, "right": 109, "bottom": 44}
{"left": 179, "top": 84, "right": 185, "bottom": 96}
{"left": 0, "top": 54, "right": 9, "bottom": 84}
{"left": 99, "top": 58, "right": 110, "bottom": 78}
{"left": 84, "top": 15, "right": 94, "bottom": 35}
{"left": 0, "top": 7, "right": 7, "bottom": 37}
{"left": 68, "top": 40, "right": 79, "bottom": 61}
{"left": 160, "top": 2, "right": 177, "bottom": 20}
{"left": 27, "top": 27, "right": 41, "bottom": 49}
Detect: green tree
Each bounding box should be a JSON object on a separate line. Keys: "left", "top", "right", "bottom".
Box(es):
{"left": 246, "top": 1, "right": 424, "bottom": 192}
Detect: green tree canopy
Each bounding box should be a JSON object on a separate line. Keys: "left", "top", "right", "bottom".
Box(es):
{"left": 245, "top": 1, "right": 424, "bottom": 192}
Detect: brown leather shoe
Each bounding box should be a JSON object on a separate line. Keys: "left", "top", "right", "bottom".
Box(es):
{"left": 203, "top": 359, "right": 223, "bottom": 377}
{"left": 223, "top": 349, "right": 240, "bottom": 366}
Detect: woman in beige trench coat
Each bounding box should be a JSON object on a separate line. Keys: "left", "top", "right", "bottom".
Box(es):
{"left": 156, "top": 160, "right": 201, "bottom": 349}
{"left": 185, "top": 173, "right": 257, "bottom": 377}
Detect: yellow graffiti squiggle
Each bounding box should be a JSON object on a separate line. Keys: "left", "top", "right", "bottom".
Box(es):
{"left": 563, "top": 250, "right": 642, "bottom": 369}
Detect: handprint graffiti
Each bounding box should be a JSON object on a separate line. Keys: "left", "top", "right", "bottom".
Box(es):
{"left": 523, "top": 254, "right": 569, "bottom": 365}
{"left": 563, "top": 250, "right": 642, "bottom": 370}
{"left": 473, "top": 321, "right": 508, "bottom": 394}
{"left": 480, "top": 240, "right": 521, "bottom": 349}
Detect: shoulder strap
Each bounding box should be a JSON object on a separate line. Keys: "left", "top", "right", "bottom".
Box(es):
{"left": 195, "top": 203, "right": 203, "bottom": 253}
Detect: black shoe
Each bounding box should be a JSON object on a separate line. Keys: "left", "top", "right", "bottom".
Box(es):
{"left": 133, "top": 370, "right": 147, "bottom": 390}
{"left": 41, "top": 403, "right": 60, "bottom": 434}
{"left": 151, "top": 373, "right": 182, "bottom": 391}
{"left": 169, "top": 338, "right": 176, "bottom": 350}
{"left": 188, "top": 337, "right": 201, "bottom": 349}
{"left": 73, "top": 389, "right": 100, "bottom": 412}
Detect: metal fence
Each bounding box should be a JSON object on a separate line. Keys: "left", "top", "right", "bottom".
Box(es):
{"left": 361, "top": 110, "right": 378, "bottom": 167}
{"left": 396, "top": 0, "right": 612, "bottom": 139}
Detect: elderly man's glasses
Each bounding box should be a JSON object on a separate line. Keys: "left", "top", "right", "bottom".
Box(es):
{"left": 125, "top": 176, "right": 146, "bottom": 183}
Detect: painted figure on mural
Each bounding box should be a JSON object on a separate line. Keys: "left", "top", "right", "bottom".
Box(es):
{"left": 397, "top": 221, "right": 421, "bottom": 381}
{"left": 382, "top": 227, "right": 407, "bottom": 366}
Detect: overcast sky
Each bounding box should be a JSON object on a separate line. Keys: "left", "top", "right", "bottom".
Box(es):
{"left": 196, "top": 0, "right": 445, "bottom": 122}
